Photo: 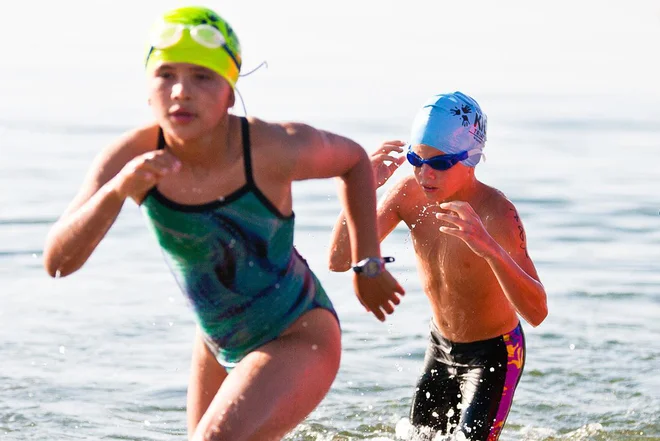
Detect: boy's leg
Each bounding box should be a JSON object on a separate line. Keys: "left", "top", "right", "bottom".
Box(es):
{"left": 409, "top": 332, "right": 461, "bottom": 437}
{"left": 191, "top": 308, "right": 341, "bottom": 441}
{"left": 456, "top": 326, "right": 526, "bottom": 441}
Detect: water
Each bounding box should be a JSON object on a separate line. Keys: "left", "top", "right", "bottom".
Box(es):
{"left": 2, "top": 1, "right": 660, "bottom": 440}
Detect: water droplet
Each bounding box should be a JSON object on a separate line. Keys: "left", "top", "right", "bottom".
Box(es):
{"left": 395, "top": 418, "right": 412, "bottom": 438}
{"left": 32, "top": 253, "right": 37, "bottom": 259}
{"left": 455, "top": 431, "right": 468, "bottom": 441}
{"left": 275, "top": 283, "right": 280, "bottom": 289}
{"left": 302, "top": 321, "right": 308, "bottom": 327}
{"left": 218, "top": 196, "right": 225, "bottom": 202}
{"left": 426, "top": 391, "right": 431, "bottom": 399}
{"left": 55, "top": 270, "right": 61, "bottom": 278}
{"left": 144, "top": 420, "right": 151, "bottom": 426}
{"left": 432, "top": 411, "right": 439, "bottom": 418}
{"left": 168, "top": 322, "right": 174, "bottom": 327}
{"left": 311, "top": 344, "right": 318, "bottom": 350}
{"left": 59, "top": 346, "right": 65, "bottom": 354}
{"left": 569, "top": 344, "right": 576, "bottom": 350}
{"left": 248, "top": 261, "right": 254, "bottom": 267}
{"left": 490, "top": 367, "right": 495, "bottom": 372}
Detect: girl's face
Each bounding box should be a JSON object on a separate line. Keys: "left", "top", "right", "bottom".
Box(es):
{"left": 147, "top": 62, "right": 234, "bottom": 141}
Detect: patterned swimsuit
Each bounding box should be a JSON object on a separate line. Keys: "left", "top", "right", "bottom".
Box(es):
{"left": 140, "top": 117, "right": 337, "bottom": 369}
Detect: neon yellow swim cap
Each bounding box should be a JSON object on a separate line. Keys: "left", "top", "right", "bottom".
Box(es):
{"left": 145, "top": 6, "right": 242, "bottom": 88}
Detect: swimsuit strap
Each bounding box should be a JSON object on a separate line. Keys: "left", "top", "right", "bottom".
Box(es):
{"left": 239, "top": 116, "right": 255, "bottom": 186}
{"left": 157, "top": 127, "right": 166, "bottom": 150}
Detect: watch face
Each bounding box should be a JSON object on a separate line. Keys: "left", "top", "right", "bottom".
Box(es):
{"left": 353, "top": 257, "right": 385, "bottom": 277}
{"left": 363, "top": 260, "right": 380, "bottom": 277}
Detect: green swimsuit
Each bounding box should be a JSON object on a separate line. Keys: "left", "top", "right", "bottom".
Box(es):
{"left": 141, "top": 117, "right": 337, "bottom": 369}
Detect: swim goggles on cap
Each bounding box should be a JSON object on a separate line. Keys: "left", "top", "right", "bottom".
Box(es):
{"left": 149, "top": 23, "right": 240, "bottom": 68}
{"left": 406, "top": 148, "right": 480, "bottom": 171}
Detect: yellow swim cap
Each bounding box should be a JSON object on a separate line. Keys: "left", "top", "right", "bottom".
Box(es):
{"left": 145, "top": 6, "right": 242, "bottom": 88}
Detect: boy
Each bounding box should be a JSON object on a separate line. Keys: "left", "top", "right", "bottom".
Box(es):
{"left": 328, "top": 91, "right": 547, "bottom": 440}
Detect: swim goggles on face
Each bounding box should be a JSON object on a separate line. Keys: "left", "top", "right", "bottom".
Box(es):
{"left": 149, "top": 23, "right": 240, "bottom": 68}
{"left": 406, "top": 147, "right": 479, "bottom": 171}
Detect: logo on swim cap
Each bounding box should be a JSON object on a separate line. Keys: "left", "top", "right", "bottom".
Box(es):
{"left": 145, "top": 6, "right": 242, "bottom": 88}
{"left": 409, "top": 91, "right": 487, "bottom": 167}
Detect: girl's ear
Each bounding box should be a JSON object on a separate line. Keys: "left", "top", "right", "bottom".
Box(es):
{"left": 229, "top": 90, "right": 236, "bottom": 109}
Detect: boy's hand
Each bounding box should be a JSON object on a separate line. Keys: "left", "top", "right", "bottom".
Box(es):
{"left": 435, "top": 201, "right": 499, "bottom": 259}
{"left": 353, "top": 270, "right": 405, "bottom": 321}
{"left": 371, "top": 141, "right": 407, "bottom": 187}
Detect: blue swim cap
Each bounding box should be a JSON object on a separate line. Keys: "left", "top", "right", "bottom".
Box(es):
{"left": 409, "top": 91, "right": 487, "bottom": 167}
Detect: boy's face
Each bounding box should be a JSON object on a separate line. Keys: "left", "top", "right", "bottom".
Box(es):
{"left": 410, "top": 144, "right": 474, "bottom": 201}
{"left": 147, "top": 62, "right": 234, "bottom": 140}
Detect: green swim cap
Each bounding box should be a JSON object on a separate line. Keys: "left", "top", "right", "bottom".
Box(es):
{"left": 145, "top": 6, "right": 242, "bottom": 88}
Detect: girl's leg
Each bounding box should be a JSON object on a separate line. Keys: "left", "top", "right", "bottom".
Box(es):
{"left": 191, "top": 308, "right": 341, "bottom": 441}
{"left": 187, "top": 327, "right": 228, "bottom": 438}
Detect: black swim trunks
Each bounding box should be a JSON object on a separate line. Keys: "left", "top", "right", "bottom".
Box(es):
{"left": 409, "top": 321, "right": 526, "bottom": 440}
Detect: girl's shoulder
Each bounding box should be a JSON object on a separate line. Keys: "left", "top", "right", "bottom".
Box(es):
{"left": 87, "top": 123, "right": 161, "bottom": 184}
{"left": 245, "top": 116, "right": 309, "bottom": 147}
{"left": 243, "top": 116, "right": 316, "bottom": 166}
{"left": 111, "top": 123, "right": 161, "bottom": 158}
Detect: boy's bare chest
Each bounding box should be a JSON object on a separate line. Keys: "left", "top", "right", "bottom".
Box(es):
{"left": 401, "top": 203, "right": 489, "bottom": 280}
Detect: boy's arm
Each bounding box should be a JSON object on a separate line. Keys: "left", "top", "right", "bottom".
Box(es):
{"left": 436, "top": 201, "right": 548, "bottom": 327}
{"left": 485, "top": 205, "right": 548, "bottom": 326}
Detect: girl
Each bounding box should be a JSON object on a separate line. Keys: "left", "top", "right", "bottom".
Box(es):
{"left": 43, "top": 6, "right": 404, "bottom": 441}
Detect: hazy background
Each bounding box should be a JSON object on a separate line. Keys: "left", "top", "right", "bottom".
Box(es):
{"left": 1, "top": 1, "right": 659, "bottom": 440}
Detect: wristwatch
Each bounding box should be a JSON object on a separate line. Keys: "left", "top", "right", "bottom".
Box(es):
{"left": 352, "top": 256, "right": 395, "bottom": 278}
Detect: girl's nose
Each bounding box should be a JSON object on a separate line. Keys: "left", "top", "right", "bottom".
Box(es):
{"left": 171, "top": 81, "right": 189, "bottom": 100}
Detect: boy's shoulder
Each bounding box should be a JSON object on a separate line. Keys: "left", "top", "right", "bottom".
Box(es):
{"left": 473, "top": 182, "right": 514, "bottom": 208}
{"left": 380, "top": 175, "right": 426, "bottom": 216}
{"left": 473, "top": 182, "right": 524, "bottom": 230}
{"left": 386, "top": 175, "right": 422, "bottom": 200}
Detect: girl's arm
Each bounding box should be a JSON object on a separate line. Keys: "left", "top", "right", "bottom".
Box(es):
{"left": 43, "top": 126, "right": 180, "bottom": 277}
{"left": 328, "top": 142, "right": 406, "bottom": 271}
{"left": 280, "top": 123, "right": 405, "bottom": 321}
